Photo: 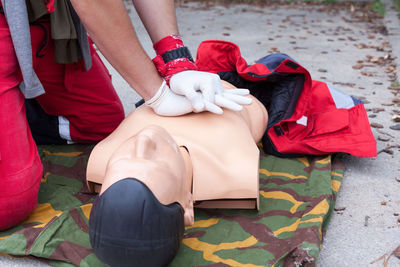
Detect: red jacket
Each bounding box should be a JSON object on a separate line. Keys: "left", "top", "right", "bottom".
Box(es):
{"left": 196, "top": 40, "right": 376, "bottom": 157}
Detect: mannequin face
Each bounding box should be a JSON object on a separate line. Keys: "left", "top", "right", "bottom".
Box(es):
{"left": 100, "top": 125, "right": 194, "bottom": 226}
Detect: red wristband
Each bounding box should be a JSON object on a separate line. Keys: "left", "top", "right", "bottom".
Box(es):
{"left": 152, "top": 35, "right": 198, "bottom": 84}
{"left": 153, "top": 35, "right": 184, "bottom": 55}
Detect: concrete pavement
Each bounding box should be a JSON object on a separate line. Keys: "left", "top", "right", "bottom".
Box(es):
{"left": 1, "top": 1, "right": 399, "bottom": 266}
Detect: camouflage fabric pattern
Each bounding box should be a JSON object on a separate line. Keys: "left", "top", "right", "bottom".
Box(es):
{"left": 0, "top": 145, "right": 344, "bottom": 267}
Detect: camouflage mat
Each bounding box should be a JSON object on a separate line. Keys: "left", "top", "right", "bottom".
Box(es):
{"left": 0, "top": 145, "right": 344, "bottom": 267}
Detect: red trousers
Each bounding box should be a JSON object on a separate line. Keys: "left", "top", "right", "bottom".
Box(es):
{"left": 0, "top": 14, "right": 124, "bottom": 230}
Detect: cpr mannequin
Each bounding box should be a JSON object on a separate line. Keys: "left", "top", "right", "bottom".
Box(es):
{"left": 87, "top": 81, "right": 268, "bottom": 267}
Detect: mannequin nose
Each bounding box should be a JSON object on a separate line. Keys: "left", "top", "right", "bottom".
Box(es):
{"left": 134, "top": 134, "right": 157, "bottom": 159}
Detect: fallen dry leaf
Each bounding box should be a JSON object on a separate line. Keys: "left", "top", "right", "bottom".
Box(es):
{"left": 352, "top": 64, "right": 364, "bottom": 69}
{"left": 393, "top": 115, "right": 400, "bottom": 122}
{"left": 371, "top": 122, "right": 384, "bottom": 128}
{"left": 372, "top": 107, "right": 385, "bottom": 113}
{"left": 393, "top": 245, "right": 400, "bottom": 259}
{"left": 361, "top": 71, "right": 375, "bottom": 77}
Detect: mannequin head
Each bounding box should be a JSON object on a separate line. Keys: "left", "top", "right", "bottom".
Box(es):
{"left": 99, "top": 124, "right": 194, "bottom": 225}
{"left": 88, "top": 125, "right": 194, "bottom": 266}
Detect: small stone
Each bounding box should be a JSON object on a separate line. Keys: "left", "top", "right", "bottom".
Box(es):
{"left": 398, "top": 218, "right": 400, "bottom": 223}
{"left": 378, "top": 136, "right": 390, "bottom": 141}
{"left": 381, "top": 201, "right": 387, "bottom": 205}
{"left": 364, "top": 216, "right": 370, "bottom": 227}
{"left": 394, "top": 213, "right": 399, "bottom": 216}
{"left": 396, "top": 177, "right": 400, "bottom": 182}
{"left": 369, "top": 114, "right": 377, "bottom": 118}
{"left": 318, "top": 69, "right": 328, "bottom": 73}
{"left": 371, "top": 122, "right": 384, "bottom": 128}
{"left": 389, "top": 124, "right": 400, "bottom": 130}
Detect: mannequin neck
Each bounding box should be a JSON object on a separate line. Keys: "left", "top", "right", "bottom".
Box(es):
{"left": 179, "top": 146, "right": 192, "bottom": 193}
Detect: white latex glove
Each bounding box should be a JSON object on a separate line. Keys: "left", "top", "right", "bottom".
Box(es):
{"left": 145, "top": 80, "right": 225, "bottom": 116}
{"left": 145, "top": 80, "right": 193, "bottom": 116}
{"left": 169, "top": 70, "right": 252, "bottom": 113}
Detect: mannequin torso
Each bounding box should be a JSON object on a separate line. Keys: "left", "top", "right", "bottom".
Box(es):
{"left": 87, "top": 81, "right": 268, "bottom": 210}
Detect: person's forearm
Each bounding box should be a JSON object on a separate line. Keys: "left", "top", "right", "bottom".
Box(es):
{"left": 70, "top": 0, "right": 161, "bottom": 100}
{"left": 132, "top": 0, "right": 178, "bottom": 43}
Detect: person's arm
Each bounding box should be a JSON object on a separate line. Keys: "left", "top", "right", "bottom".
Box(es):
{"left": 132, "top": 0, "right": 178, "bottom": 43}
{"left": 133, "top": 0, "right": 253, "bottom": 113}
{"left": 71, "top": 0, "right": 251, "bottom": 115}
{"left": 70, "top": 0, "right": 160, "bottom": 100}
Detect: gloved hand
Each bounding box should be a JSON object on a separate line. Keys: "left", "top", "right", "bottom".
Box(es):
{"left": 152, "top": 35, "right": 252, "bottom": 114}
{"left": 145, "top": 80, "right": 225, "bottom": 116}
{"left": 169, "top": 70, "right": 253, "bottom": 113}
{"left": 145, "top": 80, "right": 193, "bottom": 116}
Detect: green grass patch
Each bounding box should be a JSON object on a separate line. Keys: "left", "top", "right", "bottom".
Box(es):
{"left": 392, "top": 82, "right": 400, "bottom": 87}
{"left": 373, "top": 0, "right": 386, "bottom": 17}
{"left": 394, "top": 0, "right": 400, "bottom": 16}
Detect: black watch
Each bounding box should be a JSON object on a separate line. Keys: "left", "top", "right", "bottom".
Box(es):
{"left": 161, "top": 47, "right": 194, "bottom": 63}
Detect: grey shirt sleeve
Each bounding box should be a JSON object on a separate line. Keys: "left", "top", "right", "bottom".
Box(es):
{"left": 2, "top": 0, "right": 45, "bottom": 98}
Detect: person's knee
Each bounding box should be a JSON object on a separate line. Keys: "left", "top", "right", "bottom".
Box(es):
{"left": 89, "top": 178, "right": 184, "bottom": 267}
{"left": 0, "top": 104, "right": 44, "bottom": 229}
{"left": 0, "top": 176, "right": 41, "bottom": 231}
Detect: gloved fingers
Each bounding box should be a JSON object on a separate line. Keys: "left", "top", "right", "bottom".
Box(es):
{"left": 215, "top": 95, "right": 243, "bottom": 111}
{"left": 189, "top": 93, "right": 205, "bottom": 112}
{"left": 195, "top": 81, "right": 216, "bottom": 103}
{"left": 224, "top": 88, "right": 250, "bottom": 96}
{"left": 195, "top": 72, "right": 224, "bottom": 102}
{"left": 222, "top": 92, "right": 253, "bottom": 105}
{"left": 146, "top": 81, "right": 194, "bottom": 116}
{"left": 156, "top": 92, "right": 194, "bottom": 116}
{"left": 197, "top": 86, "right": 215, "bottom": 103}
{"left": 211, "top": 77, "right": 225, "bottom": 95}
{"left": 203, "top": 99, "right": 223, "bottom": 114}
